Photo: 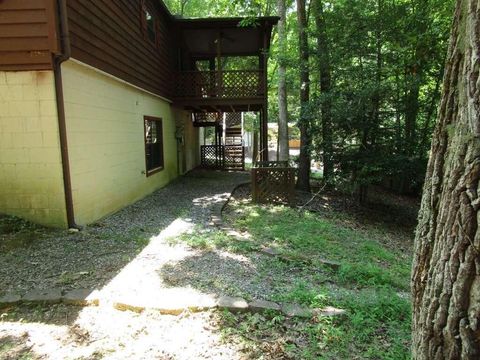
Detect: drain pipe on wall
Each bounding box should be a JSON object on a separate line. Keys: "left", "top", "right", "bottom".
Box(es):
{"left": 53, "top": 0, "right": 78, "bottom": 229}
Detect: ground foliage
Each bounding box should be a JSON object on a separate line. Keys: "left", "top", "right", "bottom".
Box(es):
{"left": 176, "top": 185, "right": 416, "bottom": 359}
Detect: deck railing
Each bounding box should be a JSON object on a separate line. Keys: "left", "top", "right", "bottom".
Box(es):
{"left": 175, "top": 70, "right": 264, "bottom": 99}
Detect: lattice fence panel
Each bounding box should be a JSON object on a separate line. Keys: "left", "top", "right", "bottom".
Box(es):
{"left": 252, "top": 167, "right": 295, "bottom": 205}
{"left": 224, "top": 145, "right": 245, "bottom": 170}
{"left": 201, "top": 145, "right": 224, "bottom": 169}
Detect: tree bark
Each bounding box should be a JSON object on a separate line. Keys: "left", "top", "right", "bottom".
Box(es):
{"left": 296, "top": 0, "right": 311, "bottom": 191}
{"left": 277, "top": 0, "right": 289, "bottom": 161}
{"left": 313, "top": 0, "right": 333, "bottom": 183}
{"left": 412, "top": 0, "right": 480, "bottom": 358}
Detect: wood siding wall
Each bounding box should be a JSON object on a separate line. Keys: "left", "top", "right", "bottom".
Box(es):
{"left": 66, "top": 0, "right": 175, "bottom": 99}
{"left": 0, "top": 0, "right": 59, "bottom": 70}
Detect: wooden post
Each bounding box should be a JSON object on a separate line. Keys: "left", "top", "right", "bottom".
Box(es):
{"left": 262, "top": 29, "right": 268, "bottom": 161}
{"left": 223, "top": 112, "right": 226, "bottom": 145}
{"left": 261, "top": 108, "right": 268, "bottom": 161}
{"left": 216, "top": 32, "right": 222, "bottom": 97}
{"left": 252, "top": 168, "right": 257, "bottom": 202}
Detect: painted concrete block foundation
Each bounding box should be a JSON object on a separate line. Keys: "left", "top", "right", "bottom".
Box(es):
{"left": 0, "top": 71, "right": 67, "bottom": 227}
{"left": 62, "top": 60, "right": 199, "bottom": 225}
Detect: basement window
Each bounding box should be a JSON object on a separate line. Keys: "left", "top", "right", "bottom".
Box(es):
{"left": 144, "top": 116, "right": 164, "bottom": 176}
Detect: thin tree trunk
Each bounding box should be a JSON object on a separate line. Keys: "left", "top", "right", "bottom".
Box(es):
{"left": 419, "top": 67, "right": 443, "bottom": 154}
{"left": 313, "top": 0, "right": 333, "bottom": 183}
{"left": 296, "top": 0, "right": 311, "bottom": 191}
{"left": 412, "top": 0, "right": 480, "bottom": 358}
{"left": 370, "top": 0, "right": 383, "bottom": 146}
{"left": 404, "top": 0, "right": 428, "bottom": 156}
{"left": 277, "top": 0, "right": 289, "bottom": 162}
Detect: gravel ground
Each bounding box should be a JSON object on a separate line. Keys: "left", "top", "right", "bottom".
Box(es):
{"left": 0, "top": 305, "right": 243, "bottom": 360}
{"left": 0, "top": 170, "right": 248, "bottom": 296}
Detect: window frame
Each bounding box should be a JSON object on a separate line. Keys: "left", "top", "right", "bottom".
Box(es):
{"left": 140, "top": 0, "right": 158, "bottom": 47}
{"left": 144, "top": 115, "right": 164, "bottom": 177}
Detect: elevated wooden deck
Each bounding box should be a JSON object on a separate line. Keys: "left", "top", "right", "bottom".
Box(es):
{"left": 174, "top": 70, "right": 265, "bottom": 112}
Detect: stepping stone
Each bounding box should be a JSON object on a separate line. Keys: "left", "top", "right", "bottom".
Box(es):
{"left": 0, "top": 293, "right": 21, "bottom": 307}
{"left": 210, "top": 216, "right": 223, "bottom": 226}
{"left": 317, "top": 258, "right": 341, "bottom": 271}
{"left": 113, "top": 301, "right": 145, "bottom": 313}
{"left": 23, "top": 289, "right": 62, "bottom": 304}
{"left": 155, "top": 305, "right": 186, "bottom": 316}
{"left": 187, "top": 296, "right": 217, "bottom": 313}
{"left": 63, "top": 289, "right": 99, "bottom": 306}
{"left": 217, "top": 296, "right": 248, "bottom": 312}
{"left": 249, "top": 299, "right": 281, "bottom": 313}
{"left": 312, "top": 306, "right": 346, "bottom": 317}
{"left": 281, "top": 303, "right": 312, "bottom": 318}
{"left": 260, "top": 247, "right": 282, "bottom": 257}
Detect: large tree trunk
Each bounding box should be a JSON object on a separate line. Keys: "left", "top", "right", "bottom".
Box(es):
{"left": 296, "top": 0, "right": 311, "bottom": 191}
{"left": 277, "top": 0, "right": 289, "bottom": 162}
{"left": 313, "top": 0, "right": 333, "bottom": 184}
{"left": 412, "top": 0, "right": 480, "bottom": 358}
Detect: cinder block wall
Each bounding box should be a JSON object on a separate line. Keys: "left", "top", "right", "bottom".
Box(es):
{"left": 0, "top": 71, "right": 68, "bottom": 227}
{"left": 61, "top": 60, "right": 198, "bottom": 225}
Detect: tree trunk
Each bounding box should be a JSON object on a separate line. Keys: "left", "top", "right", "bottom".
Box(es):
{"left": 404, "top": 0, "right": 429, "bottom": 156}
{"left": 277, "top": 0, "right": 289, "bottom": 162}
{"left": 412, "top": 0, "right": 480, "bottom": 358}
{"left": 313, "top": 0, "right": 333, "bottom": 184}
{"left": 296, "top": 0, "right": 311, "bottom": 191}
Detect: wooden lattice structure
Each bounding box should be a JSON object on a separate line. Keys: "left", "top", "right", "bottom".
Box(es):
{"left": 175, "top": 70, "right": 263, "bottom": 99}
{"left": 201, "top": 145, "right": 245, "bottom": 170}
{"left": 225, "top": 112, "right": 242, "bottom": 128}
{"left": 224, "top": 145, "right": 245, "bottom": 170}
{"left": 201, "top": 145, "right": 224, "bottom": 169}
{"left": 251, "top": 162, "right": 295, "bottom": 205}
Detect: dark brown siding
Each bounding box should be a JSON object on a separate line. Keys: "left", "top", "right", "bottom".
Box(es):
{"left": 66, "top": 0, "right": 175, "bottom": 99}
{"left": 0, "top": 0, "right": 59, "bottom": 70}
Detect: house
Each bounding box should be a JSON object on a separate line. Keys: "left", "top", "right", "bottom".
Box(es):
{"left": 0, "top": 0, "right": 277, "bottom": 228}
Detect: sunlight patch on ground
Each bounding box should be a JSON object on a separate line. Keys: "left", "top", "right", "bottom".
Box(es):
{"left": 0, "top": 322, "right": 91, "bottom": 359}
{"left": 97, "top": 217, "right": 218, "bottom": 310}
{"left": 1, "top": 307, "right": 241, "bottom": 359}
{"left": 0, "top": 217, "right": 246, "bottom": 359}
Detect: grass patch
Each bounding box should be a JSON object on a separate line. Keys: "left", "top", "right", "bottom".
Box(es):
{"left": 214, "top": 202, "right": 412, "bottom": 359}
{"left": 161, "top": 197, "right": 413, "bottom": 358}
{"left": 170, "top": 228, "right": 258, "bottom": 253}
{"left": 229, "top": 205, "right": 411, "bottom": 290}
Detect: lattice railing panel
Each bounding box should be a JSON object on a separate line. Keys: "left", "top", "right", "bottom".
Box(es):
{"left": 201, "top": 145, "right": 224, "bottom": 169}
{"left": 225, "top": 112, "right": 242, "bottom": 128}
{"left": 176, "top": 71, "right": 264, "bottom": 99}
{"left": 252, "top": 167, "right": 295, "bottom": 205}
